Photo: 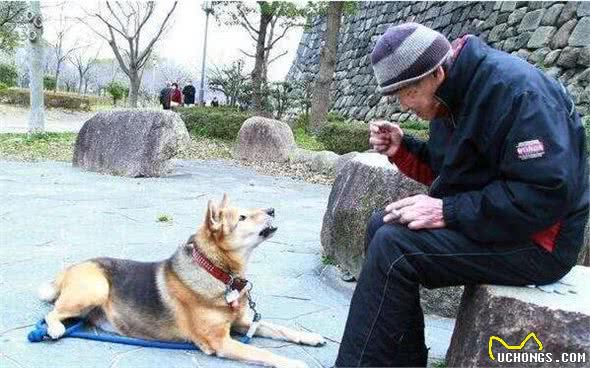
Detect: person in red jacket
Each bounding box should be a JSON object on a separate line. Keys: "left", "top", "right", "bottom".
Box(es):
{"left": 170, "top": 82, "right": 182, "bottom": 109}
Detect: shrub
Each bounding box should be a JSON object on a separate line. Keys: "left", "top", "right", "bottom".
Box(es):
{"left": 178, "top": 106, "right": 252, "bottom": 140}
{"left": 43, "top": 76, "right": 56, "bottom": 90}
{"left": 0, "top": 82, "right": 8, "bottom": 91}
{"left": 106, "top": 81, "right": 127, "bottom": 106}
{"left": 400, "top": 119, "right": 429, "bottom": 131}
{"left": 0, "top": 88, "right": 91, "bottom": 111}
{"left": 317, "top": 120, "right": 370, "bottom": 154}
{"left": 0, "top": 63, "right": 18, "bottom": 87}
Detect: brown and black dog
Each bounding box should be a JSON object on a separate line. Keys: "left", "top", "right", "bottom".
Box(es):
{"left": 37, "top": 194, "right": 325, "bottom": 368}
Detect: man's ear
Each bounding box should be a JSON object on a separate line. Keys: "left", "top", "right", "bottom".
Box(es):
{"left": 205, "top": 200, "right": 221, "bottom": 232}
{"left": 433, "top": 65, "right": 446, "bottom": 84}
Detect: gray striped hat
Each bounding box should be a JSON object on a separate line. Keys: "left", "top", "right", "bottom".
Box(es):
{"left": 371, "top": 23, "right": 452, "bottom": 95}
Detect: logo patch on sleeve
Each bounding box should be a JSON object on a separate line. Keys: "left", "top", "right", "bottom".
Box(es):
{"left": 516, "top": 139, "right": 545, "bottom": 160}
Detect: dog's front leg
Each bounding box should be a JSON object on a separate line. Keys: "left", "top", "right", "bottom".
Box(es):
{"left": 213, "top": 337, "right": 308, "bottom": 368}
{"left": 234, "top": 318, "right": 326, "bottom": 347}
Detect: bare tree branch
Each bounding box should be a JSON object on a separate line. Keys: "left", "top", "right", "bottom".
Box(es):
{"left": 239, "top": 49, "right": 256, "bottom": 58}
{"left": 136, "top": 1, "right": 177, "bottom": 66}
{"left": 267, "top": 50, "right": 288, "bottom": 65}
{"left": 237, "top": 5, "right": 259, "bottom": 34}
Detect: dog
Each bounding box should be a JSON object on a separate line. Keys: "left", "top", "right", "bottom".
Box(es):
{"left": 37, "top": 194, "right": 325, "bottom": 368}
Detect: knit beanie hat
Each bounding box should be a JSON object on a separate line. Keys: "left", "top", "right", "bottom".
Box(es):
{"left": 371, "top": 23, "right": 452, "bottom": 95}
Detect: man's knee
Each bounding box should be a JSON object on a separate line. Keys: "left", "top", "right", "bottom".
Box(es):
{"left": 365, "top": 223, "right": 411, "bottom": 268}
{"left": 366, "top": 210, "right": 386, "bottom": 247}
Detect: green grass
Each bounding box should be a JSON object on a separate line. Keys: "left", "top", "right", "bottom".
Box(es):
{"left": 293, "top": 127, "right": 325, "bottom": 151}
{"left": 157, "top": 214, "right": 172, "bottom": 222}
{"left": 0, "top": 132, "right": 76, "bottom": 161}
{"left": 321, "top": 255, "right": 336, "bottom": 265}
{"left": 430, "top": 360, "right": 447, "bottom": 368}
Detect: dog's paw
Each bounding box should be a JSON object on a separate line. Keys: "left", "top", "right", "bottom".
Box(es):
{"left": 299, "top": 332, "right": 327, "bottom": 347}
{"left": 276, "top": 359, "right": 308, "bottom": 368}
{"left": 47, "top": 322, "right": 66, "bottom": 339}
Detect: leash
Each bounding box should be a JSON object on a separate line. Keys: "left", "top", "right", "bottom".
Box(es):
{"left": 28, "top": 317, "right": 255, "bottom": 348}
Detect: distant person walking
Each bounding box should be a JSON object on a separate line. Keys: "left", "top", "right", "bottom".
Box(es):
{"left": 210, "top": 96, "right": 219, "bottom": 107}
{"left": 182, "top": 81, "right": 196, "bottom": 106}
{"left": 159, "top": 82, "right": 172, "bottom": 110}
{"left": 170, "top": 83, "right": 182, "bottom": 109}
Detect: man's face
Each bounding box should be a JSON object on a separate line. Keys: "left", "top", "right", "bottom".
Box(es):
{"left": 392, "top": 68, "right": 445, "bottom": 120}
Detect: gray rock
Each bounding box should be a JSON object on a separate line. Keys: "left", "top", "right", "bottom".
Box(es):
{"left": 558, "top": 1, "right": 578, "bottom": 26}
{"left": 518, "top": 9, "right": 545, "bottom": 32}
{"left": 335, "top": 151, "right": 359, "bottom": 177}
{"left": 545, "top": 66, "right": 563, "bottom": 79}
{"left": 73, "top": 110, "right": 189, "bottom": 177}
{"left": 320, "top": 152, "right": 426, "bottom": 279}
{"left": 557, "top": 46, "right": 580, "bottom": 68}
{"left": 541, "top": 3, "right": 563, "bottom": 25}
{"left": 489, "top": 24, "right": 507, "bottom": 42}
{"left": 446, "top": 266, "right": 590, "bottom": 367}
{"left": 309, "top": 150, "right": 339, "bottom": 175}
{"left": 504, "top": 32, "right": 531, "bottom": 52}
{"left": 234, "top": 116, "right": 296, "bottom": 163}
{"left": 500, "top": 1, "right": 517, "bottom": 12}
{"left": 582, "top": 203, "right": 590, "bottom": 266}
{"left": 482, "top": 11, "right": 498, "bottom": 30}
{"left": 515, "top": 48, "right": 531, "bottom": 60}
{"left": 288, "top": 147, "right": 315, "bottom": 164}
{"left": 420, "top": 286, "right": 464, "bottom": 319}
{"left": 551, "top": 19, "right": 577, "bottom": 49}
{"left": 508, "top": 7, "right": 527, "bottom": 26}
{"left": 544, "top": 49, "right": 562, "bottom": 66}
{"left": 528, "top": 47, "right": 551, "bottom": 64}
{"left": 569, "top": 17, "right": 590, "bottom": 47}
{"left": 579, "top": 47, "right": 590, "bottom": 67}
{"left": 527, "top": 26, "right": 556, "bottom": 48}
{"left": 579, "top": 2, "right": 590, "bottom": 17}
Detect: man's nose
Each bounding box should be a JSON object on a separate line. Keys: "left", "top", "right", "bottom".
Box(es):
{"left": 266, "top": 208, "right": 275, "bottom": 217}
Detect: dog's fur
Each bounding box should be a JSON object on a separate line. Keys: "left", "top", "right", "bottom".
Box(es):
{"left": 39, "top": 194, "right": 325, "bottom": 368}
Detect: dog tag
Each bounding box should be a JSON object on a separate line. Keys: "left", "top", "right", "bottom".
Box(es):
{"left": 225, "top": 289, "right": 240, "bottom": 304}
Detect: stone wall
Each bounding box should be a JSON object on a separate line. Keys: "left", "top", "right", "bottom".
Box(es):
{"left": 287, "top": 1, "right": 590, "bottom": 122}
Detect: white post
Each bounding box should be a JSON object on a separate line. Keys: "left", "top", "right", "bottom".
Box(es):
{"left": 28, "top": 1, "right": 45, "bottom": 133}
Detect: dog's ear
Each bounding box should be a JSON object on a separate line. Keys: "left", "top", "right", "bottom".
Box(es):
{"left": 205, "top": 199, "right": 221, "bottom": 232}
{"left": 220, "top": 193, "right": 229, "bottom": 209}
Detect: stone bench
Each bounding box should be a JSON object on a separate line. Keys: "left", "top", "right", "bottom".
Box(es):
{"left": 446, "top": 265, "right": 590, "bottom": 367}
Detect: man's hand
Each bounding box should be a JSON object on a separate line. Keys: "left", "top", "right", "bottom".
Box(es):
{"left": 369, "top": 120, "right": 404, "bottom": 158}
{"left": 384, "top": 194, "right": 446, "bottom": 230}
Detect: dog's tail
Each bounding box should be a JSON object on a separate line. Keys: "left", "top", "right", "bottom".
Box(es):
{"left": 37, "top": 271, "right": 65, "bottom": 303}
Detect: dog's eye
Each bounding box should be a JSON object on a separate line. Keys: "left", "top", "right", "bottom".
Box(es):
{"left": 239, "top": 215, "right": 246, "bottom": 221}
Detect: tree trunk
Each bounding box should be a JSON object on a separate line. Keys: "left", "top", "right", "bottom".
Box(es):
{"left": 28, "top": 1, "right": 45, "bottom": 133}
{"left": 129, "top": 72, "right": 140, "bottom": 108}
{"left": 310, "top": 1, "right": 343, "bottom": 133}
{"left": 251, "top": 6, "right": 272, "bottom": 114}
{"left": 78, "top": 70, "right": 84, "bottom": 94}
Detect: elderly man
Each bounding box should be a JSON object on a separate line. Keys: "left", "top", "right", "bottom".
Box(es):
{"left": 335, "top": 23, "right": 588, "bottom": 367}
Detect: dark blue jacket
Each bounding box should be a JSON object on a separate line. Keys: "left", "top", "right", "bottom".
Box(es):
{"left": 392, "top": 36, "right": 588, "bottom": 267}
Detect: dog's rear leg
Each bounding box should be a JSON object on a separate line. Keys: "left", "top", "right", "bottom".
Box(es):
{"left": 38, "top": 271, "right": 66, "bottom": 302}
{"left": 44, "top": 262, "right": 109, "bottom": 339}
{"left": 213, "top": 337, "right": 308, "bottom": 368}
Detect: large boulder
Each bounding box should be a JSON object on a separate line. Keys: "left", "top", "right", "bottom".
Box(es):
{"left": 446, "top": 266, "right": 590, "bottom": 367}
{"left": 234, "top": 116, "right": 296, "bottom": 162}
{"left": 579, "top": 219, "right": 590, "bottom": 266}
{"left": 320, "top": 152, "right": 463, "bottom": 317}
{"left": 73, "top": 110, "right": 189, "bottom": 177}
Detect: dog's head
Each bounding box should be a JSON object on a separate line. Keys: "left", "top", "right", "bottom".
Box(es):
{"left": 203, "top": 193, "right": 277, "bottom": 252}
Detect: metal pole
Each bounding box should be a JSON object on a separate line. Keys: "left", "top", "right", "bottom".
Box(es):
{"left": 199, "top": 6, "right": 211, "bottom": 106}
{"left": 28, "top": 1, "right": 45, "bottom": 133}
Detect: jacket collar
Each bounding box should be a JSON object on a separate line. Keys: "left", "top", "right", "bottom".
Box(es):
{"left": 435, "top": 36, "right": 487, "bottom": 116}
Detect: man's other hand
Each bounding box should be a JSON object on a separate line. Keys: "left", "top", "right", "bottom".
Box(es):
{"left": 384, "top": 194, "right": 446, "bottom": 230}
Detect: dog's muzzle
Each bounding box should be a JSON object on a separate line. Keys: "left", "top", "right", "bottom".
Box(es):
{"left": 259, "top": 226, "right": 277, "bottom": 238}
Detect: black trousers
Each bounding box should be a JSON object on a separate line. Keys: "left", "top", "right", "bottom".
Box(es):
{"left": 335, "top": 210, "right": 571, "bottom": 367}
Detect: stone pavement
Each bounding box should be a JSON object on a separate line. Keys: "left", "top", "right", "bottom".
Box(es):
{"left": 0, "top": 159, "right": 454, "bottom": 368}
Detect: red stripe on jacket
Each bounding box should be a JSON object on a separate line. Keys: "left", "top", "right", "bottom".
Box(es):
{"left": 389, "top": 144, "right": 435, "bottom": 186}
{"left": 531, "top": 222, "right": 561, "bottom": 252}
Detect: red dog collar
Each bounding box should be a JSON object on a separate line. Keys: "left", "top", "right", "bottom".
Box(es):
{"left": 191, "top": 246, "right": 248, "bottom": 291}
